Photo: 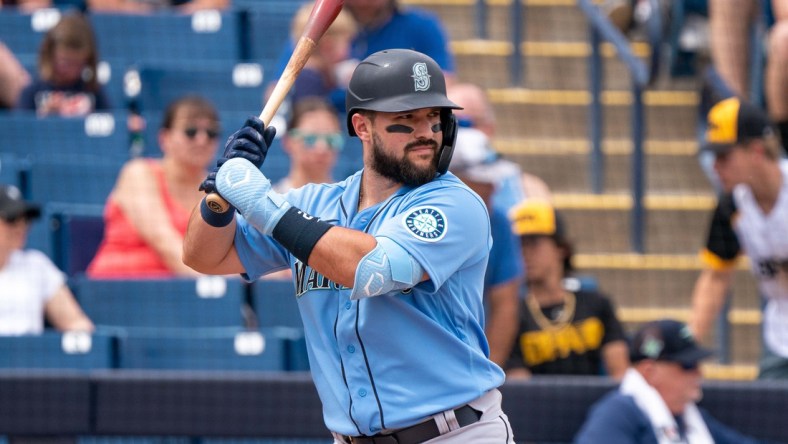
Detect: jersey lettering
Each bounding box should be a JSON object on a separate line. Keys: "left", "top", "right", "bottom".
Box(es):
{"left": 519, "top": 317, "right": 605, "bottom": 367}
{"left": 757, "top": 258, "right": 788, "bottom": 279}
{"left": 293, "top": 261, "right": 345, "bottom": 297}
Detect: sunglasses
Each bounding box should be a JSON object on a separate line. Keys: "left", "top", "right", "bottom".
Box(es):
{"left": 288, "top": 129, "right": 344, "bottom": 151}
{"left": 2, "top": 215, "right": 31, "bottom": 225}
{"left": 183, "top": 127, "right": 220, "bottom": 140}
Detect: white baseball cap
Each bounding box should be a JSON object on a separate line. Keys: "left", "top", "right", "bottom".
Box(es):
{"left": 449, "top": 127, "right": 520, "bottom": 184}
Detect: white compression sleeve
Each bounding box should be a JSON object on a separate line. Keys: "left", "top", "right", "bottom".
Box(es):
{"left": 350, "top": 237, "right": 425, "bottom": 300}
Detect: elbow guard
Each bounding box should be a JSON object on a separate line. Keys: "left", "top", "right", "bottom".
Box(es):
{"left": 350, "top": 237, "right": 424, "bottom": 300}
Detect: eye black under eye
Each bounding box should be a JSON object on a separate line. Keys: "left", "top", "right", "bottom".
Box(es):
{"left": 386, "top": 124, "right": 414, "bottom": 134}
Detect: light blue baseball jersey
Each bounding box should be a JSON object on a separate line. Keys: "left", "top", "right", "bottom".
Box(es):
{"left": 232, "top": 170, "right": 506, "bottom": 436}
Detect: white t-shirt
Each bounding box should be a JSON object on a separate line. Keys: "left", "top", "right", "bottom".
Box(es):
{"left": 732, "top": 162, "right": 788, "bottom": 356}
{"left": 0, "top": 249, "right": 65, "bottom": 335}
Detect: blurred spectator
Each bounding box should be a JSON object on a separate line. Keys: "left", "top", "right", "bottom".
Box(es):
{"left": 707, "top": 0, "right": 757, "bottom": 99}
{"left": 0, "top": 41, "right": 31, "bottom": 110}
{"left": 448, "top": 126, "right": 524, "bottom": 367}
{"left": 87, "top": 96, "right": 221, "bottom": 278}
{"left": 446, "top": 81, "right": 553, "bottom": 211}
{"left": 0, "top": 0, "right": 52, "bottom": 11}
{"left": 764, "top": 0, "right": 788, "bottom": 151}
{"left": 575, "top": 319, "right": 769, "bottom": 444}
{"left": 506, "top": 200, "right": 629, "bottom": 380}
{"left": 265, "top": 2, "right": 357, "bottom": 117}
{"left": 16, "top": 11, "right": 111, "bottom": 116}
{"left": 345, "top": 0, "right": 455, "bottom": 81}
{"left": 273, "top": 0, "right": 456, "bottom": 93}
{"left": 707, "top": 0, "right": 788, "bottom": 152}
{"left": 86, "top": 0, "right": 228, "bottom": 14}
{"left": 689, "top": 97, "right": 788, "bottom": 379}
{"left": 274, "top": 97, "right": 343, "bottom": 194}
{"left": 0, "top": 185, "right": 94, "bottom": 335}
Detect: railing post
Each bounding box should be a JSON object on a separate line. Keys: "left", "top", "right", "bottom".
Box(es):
{"left": 588, "top": 27, "right": 604, "bottom": 194}
{"left": 716, "top": 292, "right": 732, "bottom": 364}
{"left": 510, "top": 0, "right": 523, "bottom": 86}
{"left": 476, "top": 0, "right": 488, "bottom": 39}
{"left": 631, "top": 82, "right": 645, "bottom": 253}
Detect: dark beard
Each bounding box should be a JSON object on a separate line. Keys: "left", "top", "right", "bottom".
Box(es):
{"left": 370, "top": 133, "right": 438, "bottom": 187}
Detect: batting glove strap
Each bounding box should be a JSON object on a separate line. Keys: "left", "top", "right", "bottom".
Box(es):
{"left": 272, "top": 207, "right": 333, "bottom": 265}
{"left": 200, "top": 198, "right": 235, "bottom": 227}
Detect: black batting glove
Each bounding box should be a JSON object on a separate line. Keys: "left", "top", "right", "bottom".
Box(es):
{"left": 199, "top": 116, "right": 277, "bottom": 194}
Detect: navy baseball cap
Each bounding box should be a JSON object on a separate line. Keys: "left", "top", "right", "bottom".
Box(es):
{"left": 630, "top": 319, "right": 713, "bottom": 368}
{"left": 0, "top": 185, "right": 40, "bottom": 222}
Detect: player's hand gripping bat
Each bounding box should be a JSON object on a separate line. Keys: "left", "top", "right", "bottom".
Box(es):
{"left": 204, "top": 0, "right": 345, "bottom": 214}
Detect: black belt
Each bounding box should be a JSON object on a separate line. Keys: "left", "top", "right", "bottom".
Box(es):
{"left": 343, "top": 404, "right": 482, "bottom": 444}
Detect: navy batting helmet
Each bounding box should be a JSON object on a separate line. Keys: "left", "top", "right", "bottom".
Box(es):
{"left": 345, "top": 49, "right": 461, "bottom": 136}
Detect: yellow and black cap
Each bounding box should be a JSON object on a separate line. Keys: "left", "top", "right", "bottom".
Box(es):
{"left": 703, "top": 97, "right": 774, "bottom": 154}
{"left": 508, "top": 200, "right": 566, "bottom": 241}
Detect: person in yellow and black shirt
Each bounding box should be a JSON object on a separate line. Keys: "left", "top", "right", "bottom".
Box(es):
{"left": 505, "top": 200, "right": 630, "bottom": 380}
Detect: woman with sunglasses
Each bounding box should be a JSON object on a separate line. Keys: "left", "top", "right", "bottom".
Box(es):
{"left": 273, "top": 97, "right": 344, "bottom": 194}
{"left": 87, "top": 96, "right": 220, "bottom": 278}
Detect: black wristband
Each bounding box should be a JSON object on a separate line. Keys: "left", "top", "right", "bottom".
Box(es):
{"left": 272, "top": 207, "right": 332, "bottom": 264}
{"left": 200, "top": 198, "right": 235, "bottom": 227}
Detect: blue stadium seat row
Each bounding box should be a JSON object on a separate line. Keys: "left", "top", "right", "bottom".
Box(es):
{"left": 1, "top": 3, "right": 311, "bottom": 78}
{"left": 70, "top": 276, "right": 249, "bottom": 330}
{"left": 0, "top": 111, "right": 132, "bottom": 162}
{"left": 0, "top": 327, "right": 307, "bottom": 372}
{"left": 68, "top": 276, "right": 303, "bottom": 332}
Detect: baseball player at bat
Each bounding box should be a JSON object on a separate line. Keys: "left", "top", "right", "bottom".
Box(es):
{"left": 184, "top": 49, "right": 515, "bottom": 443}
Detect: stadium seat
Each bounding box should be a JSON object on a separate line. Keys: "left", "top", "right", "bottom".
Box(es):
{"left": 243, "top": 2, "right": 304, "bottom": 73}
{"left": 249, "top": 280, "right": 300, "bottom": 329}
{"left": 71, "top": 277, "right": 248, "bottom": 330}
{"left": 127, "top": 63, "right": 265, "bottom": 114}
{"left": 48, "top": 204, "right": 105, "bottom": 277}
{"left": 201, "top": 439, "right": 330, "bottom": 444}
{"left": 26, "top": 158, "right": 122, "bottom": 207}
{"left": 0, "top": 153, "right": 29, "bottom": 192}
{"left": 0, "top": 112, "right": 132, "bottom": 162}
{"left": 0, "top": 8, "right": 57, "bottom": 56}
{"left": 78, "top": 437, "right": 192, "bottom": 444}
{"left": 23, "top": 158, "right": 118, "bottom": 257}
{"left": 89, "top": 11, "right": 243, "bottom": 66}
{"left": 0, "top": 330, "right": 115, "bottom": 370}
{"left": 115, "top": 327, "right": 289, "bottom": 371}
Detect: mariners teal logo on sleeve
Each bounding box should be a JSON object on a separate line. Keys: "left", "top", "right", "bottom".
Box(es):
{"left": 403, "top": 206, "right": 446, "bottom": 242}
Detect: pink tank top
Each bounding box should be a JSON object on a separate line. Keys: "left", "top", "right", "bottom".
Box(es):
{"left": 87, "top": 160, "right": 191, "bottom": 278}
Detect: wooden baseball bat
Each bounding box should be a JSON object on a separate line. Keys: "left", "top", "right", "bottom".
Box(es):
{"left": 204, "top": 0, "right": 346, "bottom": 214}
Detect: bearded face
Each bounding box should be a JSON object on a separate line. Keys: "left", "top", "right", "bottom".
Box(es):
{"left": 369, "top": 132, "right": 439, "bottom": 187}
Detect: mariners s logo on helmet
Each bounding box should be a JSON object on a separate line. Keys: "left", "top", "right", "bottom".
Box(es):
{"left": 411, "top": 62, "right": 431, "bottom": 92}
{"left": 403, "top": 206, "right": 446, "bottom": 242}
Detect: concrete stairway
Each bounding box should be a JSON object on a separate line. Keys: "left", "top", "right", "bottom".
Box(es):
{"left": 403, "top": 0, "right": 762, "bottom": 372}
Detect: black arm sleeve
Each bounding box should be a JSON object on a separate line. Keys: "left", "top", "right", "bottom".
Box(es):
{"left": 705, "top": 193, "right": 740, "bottom": 261}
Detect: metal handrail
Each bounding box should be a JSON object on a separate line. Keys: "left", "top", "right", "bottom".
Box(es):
{"left": 576, "top": 0, "right": 650, "bottom": 253}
